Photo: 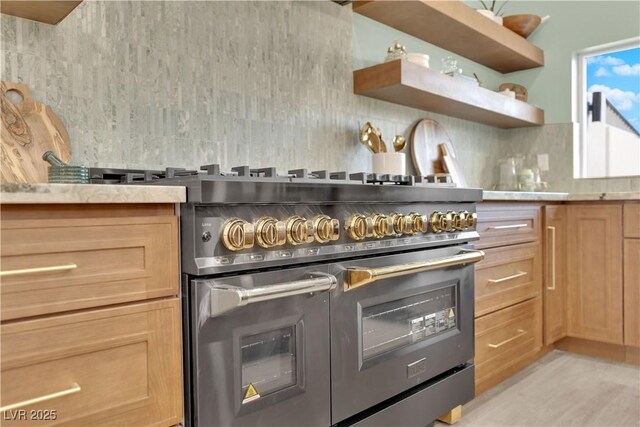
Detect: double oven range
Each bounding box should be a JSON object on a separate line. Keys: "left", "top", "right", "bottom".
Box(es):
{"left": 94, "top": 165, "right": 484, "bottom": 426}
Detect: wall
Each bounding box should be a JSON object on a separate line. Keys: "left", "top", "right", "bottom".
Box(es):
{"left": 0, "top": 0, "right": 504, "bottom": 189}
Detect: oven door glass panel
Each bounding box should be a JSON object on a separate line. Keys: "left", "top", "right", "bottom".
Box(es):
{"left": 241, "top": 326, "right": 297, "bottom": 403}
{"left": 361, "top": 285, "right": 457, "bottom": 360}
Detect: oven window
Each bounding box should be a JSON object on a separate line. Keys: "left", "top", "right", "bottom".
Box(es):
{"left": 361, "top": 285, "right": 457, "bottom": 360}
{"left": 241, "top": 326, "right": 297, "bottom": 403}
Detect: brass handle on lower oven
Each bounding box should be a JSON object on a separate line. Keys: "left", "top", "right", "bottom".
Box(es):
{"left": 488, "top": 329, "right": 527, "bottom": 349}
{"left": 346, "top": 249, "right": 485, "bottom": 290}
{"left": 0, "top": 263, "right": 78, "bottom": 278}
{"left": 487, "top": 271, "right": 527, "bottom": 284}
{"left": 0, "top": 383, "right": 81, "bottom": 413}
{"left": 486, "top": 223, "right": 528, "bottom": 230}
{"left": 547, "top": 226, "right": 556, "bottom": 290}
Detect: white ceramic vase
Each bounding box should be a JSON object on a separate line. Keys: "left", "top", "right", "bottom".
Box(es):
{"left": 372, "top": 153, "right": 406, "bottom": 176}
{"left": 476, "top": 9, "right": 503, "bottom": 25}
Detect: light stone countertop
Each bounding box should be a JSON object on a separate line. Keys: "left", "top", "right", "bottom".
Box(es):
{"left": 483, "top": 190, "right": 640, "bottom": 202}
{"left": 0, "top": 183, "right": 186, "bottom": 204}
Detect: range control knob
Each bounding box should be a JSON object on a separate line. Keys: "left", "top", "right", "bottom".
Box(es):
{"left": 454, "top": 211, "right": 469, "bottom": 231}
{"left": 347, "top": 214, "right": 372, "bottom": 241}
{"left": 371, "top": 214, "right": 394, "bottom": 238}
{"left": 222, "top": 218, "right": 255, "bottom": 251}
{"left": 429, "top": 211, "right": 454, "bottom": 233}
{"left": 255, "top": 216, "right": 286, "bottom": 248}
{"left": 390, "top": 213, "right": 411, "bottom": 235}
{"left": 444, "top": 211, "right": 457, "bottom": 232}
{"left": 409, "top": 212, "right": 428, "bottom": 233}
{"left": 466, "top": 212, "right": 478, "bottom": 229}
{"left": 314, "top": 215, "right": 340, "bottom": 243}
{"left": 286, "top": 216, "right": 314, "bottom": 245}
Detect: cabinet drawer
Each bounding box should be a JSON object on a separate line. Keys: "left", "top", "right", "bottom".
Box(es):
{"left": 624, "top": 204, "right": 640, "bottom": 238}
{"left": 476, "top": 204, "right": 540, "bottom": 249}
{"left": 0, "top": 216, "right": 178, "bottom": 320}
{"left": 475, "top": 298, "right": 542, "bottom": 387}
{"left": 475, "top": 243, "right": 541, "bottom": 317}
{"left": 0, "top": 299, "right": 182, "bottom": 427}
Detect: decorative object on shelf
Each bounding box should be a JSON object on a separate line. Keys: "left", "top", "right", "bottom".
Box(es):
{"left": 476, "top": 0, "right": 509, "bottom": 25}
{"left": 439, "top": 144, "right": 467, "bottom": 188}
{"left": 406, "top": 53, "right": 430, "bottom": 69}
{"left": 499, "top": 83, "right": 528, "bottom": 102}
{"left": 385, "top": 40, "right": 407, "bottom": 62}
{"left": 392, "top": 135, "right": 406, "bottom": 152}
{"left": 0, "top": 81, "right": 71, "bottom": 183}
{"left": 410, "top": 119, "right": 458, "bottom": 176}
{"left": 503, "top": 14, "right": 549, "bottom": 39}
{"left": 441, "top": 55, "right": 462, "bottom": 76}
{"left": 360, "top": 121, "right": 387, "bottom": 153}
{"left": 372, "top": 152, "right": 406, "bottom": 175}
{"left": 499, "top": 88, "right": 516, "bottom": 99}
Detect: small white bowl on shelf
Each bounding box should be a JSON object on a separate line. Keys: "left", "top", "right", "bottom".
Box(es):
{"left": 406, "top": 53, "right": 430, "bottom": 69}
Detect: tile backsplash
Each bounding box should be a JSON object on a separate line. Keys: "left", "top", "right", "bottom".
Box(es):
{"left": 1, "top": 1, "right": 637, "bottom": 194}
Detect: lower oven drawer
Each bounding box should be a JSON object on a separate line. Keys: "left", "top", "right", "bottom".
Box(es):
{"left": 475, "top": 242, "right": 541, "bottom": 317}
{"left": 0, "top": 299, "right": 182, "bottom": 427}
{"left": 475, "top": 298, "right": 542, "bottom": 389}
{"left": 346, "top": 365, "right": 474, "bottom": 427}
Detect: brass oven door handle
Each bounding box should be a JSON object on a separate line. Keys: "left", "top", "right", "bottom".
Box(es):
{"left": 488, "top": 329, "right": 527, "bottom": 349}
{"left": 0, "top": 383, "right": 81, "bottom": 413}
{"left": 486, "top": 223, "right": 528, "bottom": 230}
{"left": 547, "top": 225, "right": 556, "bottom": 290}
{"left": 208, "top": 273, "right": 337, "bottom": 318}
{"left": 346, "top": 249, "right": 485, "bottom": 290}
{"left": 0, "top": 263, "right": 78, "bottom": 278}
{"left": 487, "top": 271, "right": 528, "bottom": 284}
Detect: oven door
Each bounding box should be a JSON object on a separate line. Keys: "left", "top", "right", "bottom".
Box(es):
{"left": 329, "top": 245, "right": 483, "bottom": 423}
{"left": 191, "top": 266, "right": 335, "bottom": 427}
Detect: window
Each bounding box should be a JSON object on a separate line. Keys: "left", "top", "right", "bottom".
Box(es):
{"left": 574, "top": 38, "right": 640, "bottom": 178}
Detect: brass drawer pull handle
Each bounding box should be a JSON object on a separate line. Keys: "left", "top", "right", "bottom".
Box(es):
{"left": 488, "top": 329, "right": 527, "bottom": 349}
{"left": 0, "top": 263, "right": 78, "bottom": 278}
{"left": 346, "top": 249, "right": 485, "bottom": 290}
{"left": 487, "top": 271, "right": 527, "bottom": 284}
{"left": 547, "top": 226, "right": 557, "bottom": 290}
{"left": 0, "top": 383, "right": 81, "bottom": 413}
{"left": 486, "top": 223, "right": 528, "bottom": 230}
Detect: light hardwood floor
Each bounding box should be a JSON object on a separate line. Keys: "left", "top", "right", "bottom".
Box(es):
{"left": 440, "top": 350, "right": 640, "bottom": 426}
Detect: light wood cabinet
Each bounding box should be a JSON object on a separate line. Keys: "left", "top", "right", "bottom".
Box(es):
{"left": 543, "top": 205, "right": 567, "bottom": 345}
{"left": 475, "top": 204, "right": 540, "bottom": 249}
{"left": 475, "top": 298, "right": 542, "bottom": 395}
{"left": 475, "top": 243, "right": 541, "bottom": 317}
{"left": 624, "top": 239, "right": 640, "bottom": 347}
{"left": 0, "top": 203, "right": 183, "bottom": 427}
{"left": 567, "top": 205, "right": 623, "bottom": 344}
{"left": 1, "top": 299, "right": 183, "bottom": 427}
{"left": 1, "top": 215, "right": 179, "bottom": 320}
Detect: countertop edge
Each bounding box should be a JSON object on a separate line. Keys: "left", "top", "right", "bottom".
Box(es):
{"left": 483, "top": 190, "right": 640, "bottom": 202}
{"left": 0, "top": 184, "right": 187, "bottom": 204}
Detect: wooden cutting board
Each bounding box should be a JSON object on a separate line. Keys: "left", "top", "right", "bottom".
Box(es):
{"left": 1, "top": 81, "right": 71, "bottom": 183}
{"left": 410, "top": 119, "right": 451, "bottom": 176}
{"left": 410, "top": 118, "right": 467, "bottom": 186}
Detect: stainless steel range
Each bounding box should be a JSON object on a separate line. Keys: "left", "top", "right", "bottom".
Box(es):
{"left": 95, "top": 165, "right": 484, "bottom": 427}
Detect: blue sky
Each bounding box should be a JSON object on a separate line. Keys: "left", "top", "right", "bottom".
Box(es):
{"left": 586, "top": 47, "right": 640, "bottom": 132}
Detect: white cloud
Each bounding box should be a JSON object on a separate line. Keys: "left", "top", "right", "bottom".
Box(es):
{"left": 613, "top": 64, "right": 640, "bottom": 76}
{"left": 594, "top": 66, "right": 611, "bottom": 77}
{"left": 588, "top": 84, "right": 640, "bottom": 111}
{"left": 587, "top": 55, "right": 625, "bottom": 66}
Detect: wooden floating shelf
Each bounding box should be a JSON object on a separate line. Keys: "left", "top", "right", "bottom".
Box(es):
{"left": 353, "top": 0, "right": 544, "bottom": 74}
{"left": 354, "top": 59, "right": 544, "bottom": 129}
{"left": 0, "top": 1, "right": 82, "bottom": 25}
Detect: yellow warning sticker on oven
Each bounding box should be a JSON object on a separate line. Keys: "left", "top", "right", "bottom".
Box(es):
{"left": 242, "top": 383, "right": 260, "bottom": 404}
{"left": 448, "top": 308, "right": 455, "bottom": 318}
